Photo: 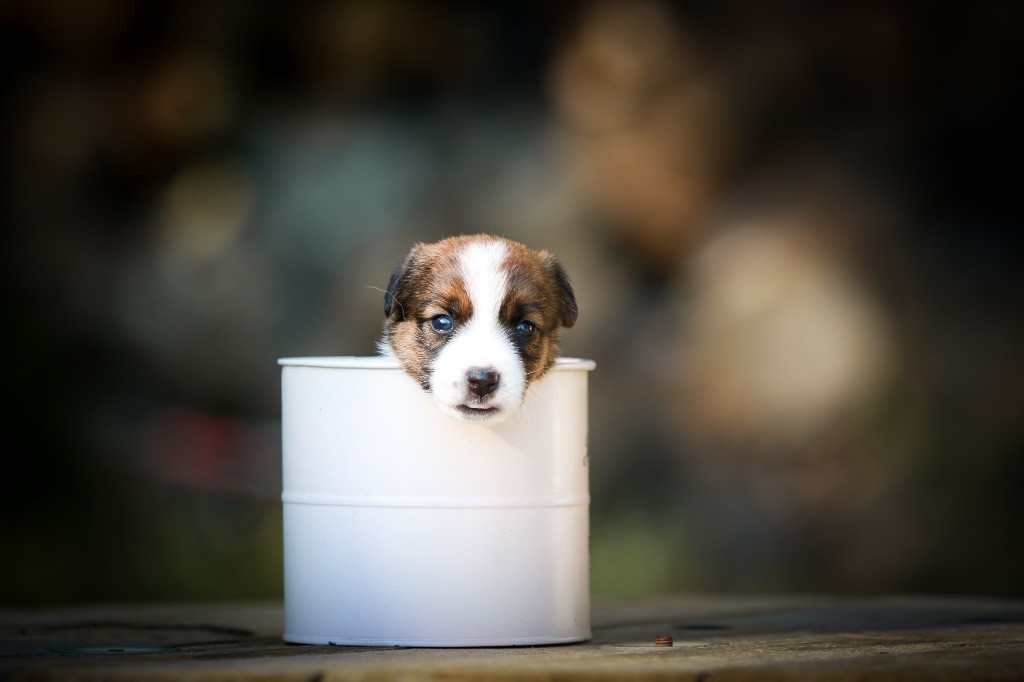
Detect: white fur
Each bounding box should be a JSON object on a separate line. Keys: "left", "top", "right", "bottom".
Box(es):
{"left": 428, "top": 240, "right": 525, "bottom": 423}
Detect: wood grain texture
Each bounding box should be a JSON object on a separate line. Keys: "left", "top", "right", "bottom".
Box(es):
{"left": 3, "top": 596, "right": 1024, "bottom": 681}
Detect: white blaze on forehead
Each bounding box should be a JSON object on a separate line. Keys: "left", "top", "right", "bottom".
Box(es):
{"left": 427, "top": 238, "right": 525, "bottom": 423}
{"left": 458, "top": 239, "right": 509, "bottom": 322}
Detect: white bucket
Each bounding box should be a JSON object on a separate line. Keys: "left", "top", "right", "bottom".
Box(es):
{"left": 279, "top": 356, "right": 595, "bottom": 647}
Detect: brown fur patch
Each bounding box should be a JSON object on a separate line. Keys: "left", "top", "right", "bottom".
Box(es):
{"left": 498, "top": 241, "right": 577, "bottom": 382}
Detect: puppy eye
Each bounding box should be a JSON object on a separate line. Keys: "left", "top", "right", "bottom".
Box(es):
{"left": 515, "top": 320, "right": 536, "bottom": 338}
{"left": 430, "top": 314, "right": 454, "bottom": 334}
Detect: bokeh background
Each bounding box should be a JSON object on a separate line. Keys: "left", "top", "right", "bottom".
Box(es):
{"left": 2, "top": 1, "right": 1021, "bottom": 604}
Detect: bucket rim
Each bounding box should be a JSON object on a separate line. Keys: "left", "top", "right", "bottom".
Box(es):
{"left": 278, "top": 356, "right": 596, "bottom": 371}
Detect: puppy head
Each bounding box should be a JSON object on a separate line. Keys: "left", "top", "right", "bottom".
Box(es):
{"left": 382, "top": 235, "right": 577, "bottom": 423}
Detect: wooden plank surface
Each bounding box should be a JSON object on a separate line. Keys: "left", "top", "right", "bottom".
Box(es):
{"left": 3, "top": 595, "right": 1024, "bottom": 681}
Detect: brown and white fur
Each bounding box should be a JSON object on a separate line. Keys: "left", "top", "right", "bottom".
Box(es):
{"left": 379, "top": 234, "right": 577, "bottom": 423}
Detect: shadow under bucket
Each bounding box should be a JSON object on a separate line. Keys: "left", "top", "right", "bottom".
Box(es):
{"left": 279, "top": 356, "right": 595, "bottom": 647}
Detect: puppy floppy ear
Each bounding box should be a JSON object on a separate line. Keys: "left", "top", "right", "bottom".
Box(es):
{"left": 384, "top": 244, "right": 423, "bottom": 320}
{"left": 540, "top": 250, "right": 578, "bottom": 329}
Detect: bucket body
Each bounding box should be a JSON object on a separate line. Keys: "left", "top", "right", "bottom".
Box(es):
{"left": 279, "top": 356, "right": 595, "bottom": 646}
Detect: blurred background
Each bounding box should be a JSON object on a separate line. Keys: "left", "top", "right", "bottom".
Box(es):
{"left": 2, "top": 1, "right": 1021, "bottom": 604}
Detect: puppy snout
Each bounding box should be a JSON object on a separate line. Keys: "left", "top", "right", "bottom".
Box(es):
{"left": 466, "top": 367, "right": 500, "bottom": 397}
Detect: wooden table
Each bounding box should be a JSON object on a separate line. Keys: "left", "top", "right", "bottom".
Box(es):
{"left": 3, "top": 595, "right": 1023, "bottom": 680}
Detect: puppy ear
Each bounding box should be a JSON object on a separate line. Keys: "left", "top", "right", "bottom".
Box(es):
{"left": 384, "top": 244, "right": 423, "bottom": 320}
{"left": 383, "top": 265, "right": 403, "bottom": 318}
{"left": 540, "top": 251, "right": 578, "bottom": 329}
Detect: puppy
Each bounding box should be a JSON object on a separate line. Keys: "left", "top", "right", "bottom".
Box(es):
{"left": 380, "top": 234, "right": 577, "bottom": 423}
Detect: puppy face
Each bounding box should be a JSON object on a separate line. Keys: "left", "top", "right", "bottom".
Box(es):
{"left": 381, "top": 235, "right": 577, "bottom": 423}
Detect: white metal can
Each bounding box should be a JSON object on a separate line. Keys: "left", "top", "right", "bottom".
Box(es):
{"left": 279, "top": 356, "right": 595, "bottom": 646}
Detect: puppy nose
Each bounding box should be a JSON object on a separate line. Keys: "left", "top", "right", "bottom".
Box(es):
{"left": 466, "top": 367, "right": 500, "bottom": 397}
